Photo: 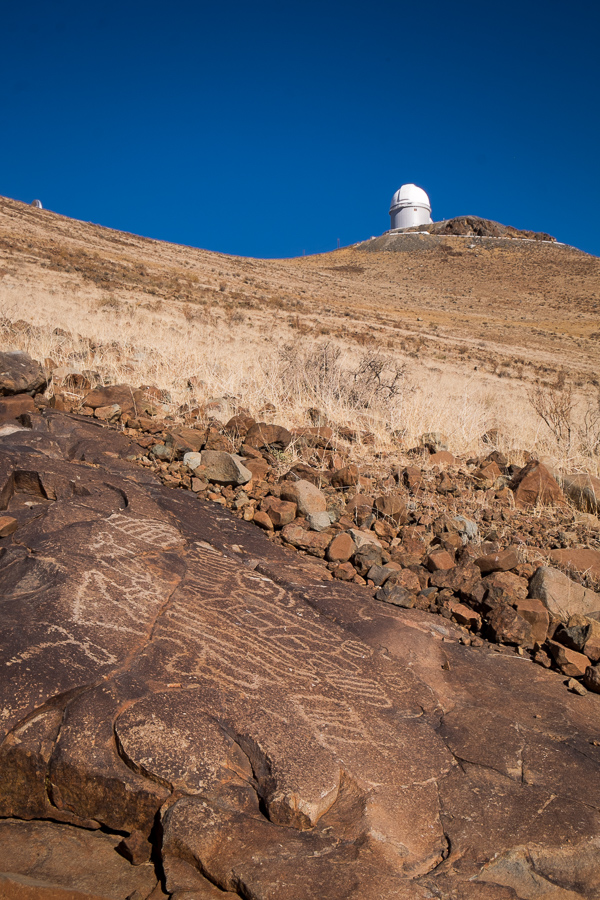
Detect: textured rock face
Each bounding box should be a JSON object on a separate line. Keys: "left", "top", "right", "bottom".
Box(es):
{"left": 1, "top": 411, "right": 600, "bottom": 899}
{"left": 0, "top": 350, "right": 48, "bottom": 396}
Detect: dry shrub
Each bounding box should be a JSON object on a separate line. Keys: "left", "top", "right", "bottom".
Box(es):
{"left": 528, "top": 374, "right": 600, "bottom": 463}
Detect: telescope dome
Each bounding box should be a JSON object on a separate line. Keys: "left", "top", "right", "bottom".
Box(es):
{"left": 389, "top": 184, "right": 432, "bottom": 230}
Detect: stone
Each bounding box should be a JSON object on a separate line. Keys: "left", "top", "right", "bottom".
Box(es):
{"left": 295, "top": 426, "right": 334, "bottom": 448}
{"left": 168, "top": 426, "right": 207, "bottom": 454}
{"left": 420, "top": 431, "right": 448, "bottom": 452}
{"left": 486, "top": 606, "right": 533, "bottom": 646}
{"left": 280, "top": 479, "right": 327, "bottom": 517}
{"left": 510, "top": 461, "right": 564, "bottom": 507}
{"left": 426, "top": 549, "right": 456, "bottom": 572}
{"left": 565, "top": 677, "right": 588, "bottom": 696}
{"left": 245, "top": 422, "right": 292, "bottom": 452}
{"left": 387, "top": 568, "right": 422, "bottom": 594}
{"left": 483, "top": 571, "right": 529, "bottom": 604}
{"left": 331, "top": 464, "right": 359, "bottom": 488}
{"left": 0, "top": 819, "right": 160, "bottom": 897}
{"left": 200, "top": 451, "right": 252, "bottom": 486}
{"left": 353, "top": 544, "right": 383, "bottom": 577}
{"left": 242, "top": 456, "right": 271, "bottom": 481}
{"left": 561, "top": 472, "right": 600, "bottom": 515}
{"left": 183, "top": 451, "right": 203, "bottom": 471}
{"left": 253, "top": 509, "right": 274, "bottom": 531}
{"left": 401, "top": 466, "right": 423, "bottom": 491}
{"left": 429, "top": 451, "right": 457, "bottom": 466}
{"left": 449, "top": 601, "right": 481, "bottom": 630}
{"left": 326, "top": 532, "right": 356, "bottom": 563}
{"left": 548, "top": 548, "right": 600, "bottom": 582}
{"left": 546, "top": 641, "right": 590, "bottom": 677}
{"left": 451, "top": 516, "right": 479, "bottom": 543}
{"left": 529, "top": 566, "right": 600, "bottom": 622}
{"left": 366, "top": 564, "right": 394, "bottom": 587}
{"left": 0, "top": 515, "right": 18, "bottom": 537}
{"left": 583, "top": 665, "right": 600, "bottom": 693}
{"left": 94, "top": 403, "right": 121, "bottom": 422}
{"left": 307, "top": 511, "right": 332, "bottom": 532}
{"left": 348, "top": 528, "right": 382, "bottom": 550}
{"left": 264, "top": 498, "right": 296, "bottom": 528}
{"left": 345, "top": 494, "right": 374, "bottom": 526}
{"left": 0, "top": 350, "right": 47, "bottom": 395}
{"left": 280, "top": 523, "right": 331, "bottom": 556}
{"left": 374, "top": 494, "right": 408, "bottom": 524}
{"left": 224, "top": 413, "right": 256, "bottom": 438}
{"left": 375, "top": 582, "right": 415, "bottom": 608}
{"left": 116, "top": 828, "right": 153, "bottom": 865}
{"left": 514, "top": 598, "right": 550, "bottom": 645}
{"left": 82, "top": 384, "right": 150, "bottom": 418}
{"left": 331, "top": 561, "right": 356, "bottom": 581}
{"left": 0, "top": 394, "right": 36, "bottom": 424}
{"left": 475, "top": 548, "right": 519, "bottom": 574}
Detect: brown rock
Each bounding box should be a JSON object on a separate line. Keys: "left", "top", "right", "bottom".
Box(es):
{"left": 514, "top": 598, "right": 550, "bottom": 645}
{"left": 426, "top": 549, "right": 456, "bottom": 572}
{"left": 82, "top": 384, "right": 150, "bottom": 417}
{"left": 345, "top": 494, "right": 374, "bottom": 526}
{"left": 201, "top": 451, "right": 252, "bottom": 486}
{"left": 330, "top": 464, "right": 359, "bottom": 488}
{"left": 253, "top": 509, "right": 274, "bottom": 531}
{"left": 584, "top": 665, "right": 600, "bottom": 693}
{"left": 510, "top": 461, "right": 564, "bottom": 507}
{"left": 264, "top": 498, "right": 296, "bottom": 528}
{"left": 224, "top": 413, "right": 256, "bottom": 438}
{"left": 0, "top": 394, "right": 36, "bottom": 424}
{"left": 483, "top": 570, "right": 529, "bottom": 604}
{"left": 474, "top": 548, "right": 519, "bottom": 574}
{"left": 0, "top": 516, "right": 18, "bottom": 537}
{"left": 548, "top": 548, "right": 600, "bottom": 582}
{"left": 547, "top": 641, "right": 590, "bottom": 677}
{"left": 375, "top": 582, "right": 415, "bottom": 608}
{"left": 245, "top": 422, "right": 292, "bottom": 452}
{"left": 294, "top": 426, "right": 334, "bottom": 448}
{"left": 449, "top": 601, "right": 481, "bottom": 630}
{"left": 561, "top": 472, "right": 600, "bottom": 515}
{"left": 204, "top": 431, "right": 235, "bottom": 452}
{"left": 529, "top": 566, "right": 600, "bottom": 622}
{"left": 116, "top": 828, "right": 153, "bottom": 865}
{"left": 326, "top": 532, "right": 356, "bottom": 563}
{"left": 401, "top": 466, "right": 423, "bottom": 491}
{"left": 280, "top": 524, "right": 331, "bottom": 556}
{"left": 374, "top": 494, "right": 408, "bottom": 524}
{"left": 486, "top": 605, "right": 533, "bottom": 646}
{"left": 94, "top": 403, "right": 121, "bottom": 422}
{"left": 243, "top": 457, "right": 271, "bottom": 482}
{"left": 429, "top": 450, "right": 457, "bottom": 466}
{"left": 0, "top": 350, "right": 47, "bottom": 395}
{"left": 331, "top": 562, "right": 356, "bottom": 581}
{"left": 280, "top": 480, "right": 327, "bottom": 518}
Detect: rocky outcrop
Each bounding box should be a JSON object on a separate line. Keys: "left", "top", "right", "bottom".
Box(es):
{"left": 1, "top": 408, "right": 600, "bottom": 898}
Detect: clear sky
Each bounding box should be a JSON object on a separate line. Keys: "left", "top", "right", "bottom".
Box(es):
{"left": 1, "top": 1, "right": 598, "bottom": 259}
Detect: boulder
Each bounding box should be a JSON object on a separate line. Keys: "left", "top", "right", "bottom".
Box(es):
{"left": 374, "top": 494, "right": 408, "bottom": 524}
{"left": 263, "top": 498, "right": 297, "bottom": 528}
{"left": 200, "top": 450, "right": 252, "bottom": 486}
{"left": 0, "top": 394, "right": 35, "bottom": 424}
{"left": 561, "top": 473, "right": 600, "bottom": 515}
{"left": 474, "top": 548, "right": 519, "bottom": 574}
{"left": 547, "top": 641, "right": 590, "bottom": 677}
{"left": 548, "top": 548, "right": 600, "bottom": 582}
{"left": 510, "top": 461, "right": 564, "bottom": 507}
{"left": 245, "top": 422, "right": 292, "bottom": 452}
{"left": 375, "top": 582, "right": 415, "bottom": 608}
{"left": 529, "top": 566, "right": 600, "bottom": 622}
{"left": 514, "top": 598, "right": 550, "bottom": 645}
{"left": 280, "top": 479, "right": 327, "bottom": 518}
{"left": 280, "top": 524, "right": 331, "bottom": 556}
{"left": 0, "top": 350, "right": 47, "bottom": 395}
{"left": 326, "top": 532, "right": 356, "bottom": 563}
{"left": 486, "top": 606, "right": 533, "bottom": 646}
{"left": 82, "top": 384, "right": 149, "bottom": 418}
{"left": 331, "top": 464, "right": 359, "bottom": 489}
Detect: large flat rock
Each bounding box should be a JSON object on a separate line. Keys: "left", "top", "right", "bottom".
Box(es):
{"left": 1, "top": 411, "right": 600, "bottom": 899}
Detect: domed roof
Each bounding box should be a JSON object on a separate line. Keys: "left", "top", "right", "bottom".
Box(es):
{"left": 389, "top": 184, "right": 431, "bottom": 212}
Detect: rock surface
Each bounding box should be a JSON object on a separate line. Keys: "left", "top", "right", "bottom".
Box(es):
{"left": 1, "top": 410, "right": 600, "bottom": 899}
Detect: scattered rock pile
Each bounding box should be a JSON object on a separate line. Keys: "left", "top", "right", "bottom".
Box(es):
{"left": 24, "top": 357, "right": 599, "bottom": 696}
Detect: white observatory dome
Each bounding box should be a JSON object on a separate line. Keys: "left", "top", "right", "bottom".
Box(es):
{"left": 389, "top": 184, "right": 432, "bottom": 230}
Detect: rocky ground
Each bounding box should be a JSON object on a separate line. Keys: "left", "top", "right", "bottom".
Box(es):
{"left": 2, "top": 350, "right": 600, "bottom": 898}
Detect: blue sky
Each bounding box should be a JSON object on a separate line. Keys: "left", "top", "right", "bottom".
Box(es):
{"left": 1, "top": 1, "right": 598, "bottom": 258}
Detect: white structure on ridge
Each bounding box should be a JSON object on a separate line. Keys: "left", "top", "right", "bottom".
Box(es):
{"left": 389, "top": 184, "right": 432, "bottom": 230}
{"left": 31, "top": 199, "right": 43, "bottom": 209}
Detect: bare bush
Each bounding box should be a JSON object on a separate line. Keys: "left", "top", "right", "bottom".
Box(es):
{"left": 528, "top": 374, "right": 600, "bottom": 461}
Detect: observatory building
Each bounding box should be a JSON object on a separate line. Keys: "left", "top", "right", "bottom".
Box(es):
{"left": 389, "top": 184, "right": 432, "bottom": 230}
{"left": 31, "top": 200, "right": 42, "bottom": 209}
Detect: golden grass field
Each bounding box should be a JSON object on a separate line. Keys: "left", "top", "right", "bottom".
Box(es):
{"left": 1, "top": 195, "right": 599, "bottom": 472}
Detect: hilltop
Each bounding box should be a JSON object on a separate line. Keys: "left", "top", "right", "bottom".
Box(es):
{"left": 0, "top": 195, "right": 599, "bottom": 469}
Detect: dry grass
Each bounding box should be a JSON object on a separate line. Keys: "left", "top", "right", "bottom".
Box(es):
{"left": 1, "top": 195, "right": 599, "bottom": 476}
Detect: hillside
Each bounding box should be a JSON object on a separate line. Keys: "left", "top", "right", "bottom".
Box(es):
{"left": 1, "top": 195, "right": 599, "bottom": 467}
